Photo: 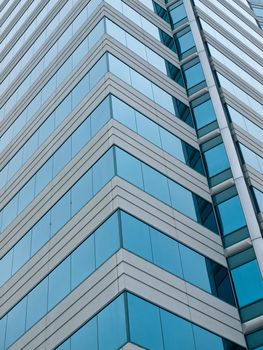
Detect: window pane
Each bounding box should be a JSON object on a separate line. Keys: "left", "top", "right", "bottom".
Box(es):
{"left": 193, "top": 325, "right": 224, "bottom": 350}
{"left": 53, "top": 138, "right": 72, "bottom": 177}
{"left": 151, "top": 228, "right": 183, "bottom": 277}
{"left": 112, "top": 96, "right": 137, "bottom": 131}
{"left": 160, "top": 309, "right": 195, "bottom": 350}
{"left": 71, "top": 317, "right": 98, "bottom": 350}
{"left": 71, "top": 171, "right": 93, "bottom": 216}
{"left": 184, "top": 63, "right": 205, "bottom": 89}
{"left": 128, "top": 293, "right": 164, "bottom": 350}
{"left": 179, "top": 244, "right": 211, "bottom": 292}
{"left": 35, "top": 158, "right": 53, "bottom": 194}
{"left": 50, "top": 192, "right": 71, "bottom": 237}
{"left": 12, "top": 233, "right": 31, "bottom": 274}
{"left": 48, "top": 257, "right": 71, "bottom": 310}
{"left": 192, "top": 99, "right": 216, "bottom": 129}
{"left": 98, "top": 294, "right": 127, "bottom": 350}
{"left": 56, "top": 339, "right": 71, "bottom": 350}
{"left": 71, "top": 236, "right": 95, "bottom": 289}
{"left": 5, "top": 298, "right": 27, "bottom": 348}
{"left": 92, "top": 149, "right": 115, "bottom": 194}
{"left": 0, "top": 316, "right": 7, "bottom": 350}
{"left": 142, "top": 164, "right": 171, "bottom": 205}
{"left": 115, "top": 148, "right": 144, "bottom": 189}
{"left": 136, "top": 114, "right": 162, "bottom": 148}
{"left": 204, "top": 144, "right": 230, "bottom": 177}
{"left": 26, "top": 278, "right": 48, "bottom": 329}
{"left": 168, "top": 179, "right": 197, "bottom": 220}
{"left": 231, "top": 259, "right": 263, "bottom": 307}
{"left": 72, "top": 118, "right": 91, "bottom": 158}
{"left": 31, "top": 212, "right": 51, "bottom": 255}
{"left": 95, "top": 212, "right": 120, "bottom": 267}
{"left": 217, "top": 196, "right": 246, "bottom": 235}
{"left": 0, "top": 250, "right": 13, "bottom": 286}
{"left": 121, "top": 211, "right": 153, "bottom": 262}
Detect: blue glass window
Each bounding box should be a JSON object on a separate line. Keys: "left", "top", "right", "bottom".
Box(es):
{"left": 184, "top": 62, "right": 205, "bottom": 90}
{"left": 121, "top": 211, "right": 153, "bottom": 262}
{"left": 26, "top": 279, "right": 48, "bottom": 329}
{"left": 216, "top": 196, "right": 246, "bottom": 235}
{"left": 95, "top": 212, "right": 120, "bottom": 267}
{"left": 71, "top": 318, "right": 98, "bottom": 349}
{"left": 128, "top": 293, "right": 164, "bottom": 349}
{"left": 98, "top": 294, "right": 127, "bottom": 349}
{"left": 177, "top": 30, "right": 195, "bottom": 58}
{"left": 192, "top": 98, "right": 217, "bottom": 130}
{"left": 48, "top": 257, "right": 71, "bottom": 310}
{"left": 231, "top": 259, "right": 263, "bottom": 308}
{"left": 71, "top": 237, "right": 95, "bottom": 289}
{"left": 204, "top": 143, "right": 230, "bottom": 177}
{"left": 160, "top": 309, "right": 195, "bottom": 350}
{"left": 170, "top": 3, "right": 187, "bottom": 26}
{"left": 5, "top": 299, "right": 27, "bottom": 348}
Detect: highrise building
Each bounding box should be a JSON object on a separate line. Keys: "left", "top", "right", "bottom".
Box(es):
{"left": 0, "top": 0, "right": 263, "bottom": 349}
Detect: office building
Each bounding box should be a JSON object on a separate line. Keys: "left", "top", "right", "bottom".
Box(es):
{"left": 0, "top": 0, "right": 263, "bottom": 349}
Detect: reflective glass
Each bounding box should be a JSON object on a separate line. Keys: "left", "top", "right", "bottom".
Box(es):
{"left": 71, "top": 236, "right": 95, "bottom": 289}
{"left": 160, "top": 309, "right": 195, "bottom": 350}
{"left": 217, "top": 196, "right": 246, "bottom": 235}
{"left": 115, "top": 148, "right": 144, "bottom": 189}
{"left": 26, "top": 279, "right": 48, "bottom": 329}
{"left": 48, "top": 257, "right": 71, "bottom": 310}
{"left": 193, "top": 325, "right": 224, "bottom": 350}
{"left": 192, "top": 98, "right": 216, "bottom": 130}
{"left": 184, "top": 62, "right": 205, "bottom": 90}
{"left": 71, "top": 318, "right": 98, "bottom": 349}
{"left": 121, "top": 211, "right": 153, "bottom": 261}
{"left": 98, "top": 294, "right": 127, "bottom": 349}
{"left": 232, "top": 259, "right": 263, "bottom": 307}
{"left": 151, "top": 227, "right": 183, "bottom": 277}
{"left": 5, "top": 299, "right": 27, "bottom": 348}
{"left": 128, "top": 293, "right": 164, "bottom": 349}
{"left": 95, "top": 213, "right": 120, "bottom": 267}
{"left": 204, "top": 143, "right": 230, "bottom": 177}
{"left": 170, "top": 3, "right": 187, "bottom": 26}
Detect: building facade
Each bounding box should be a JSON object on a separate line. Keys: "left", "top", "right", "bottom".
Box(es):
{"left": 0, "top": 0, "right": 263, "bottom": 349}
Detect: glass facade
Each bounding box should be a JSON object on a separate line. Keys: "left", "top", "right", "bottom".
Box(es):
{"left": 1, "top": 0, "right": 263, "bottom": 349}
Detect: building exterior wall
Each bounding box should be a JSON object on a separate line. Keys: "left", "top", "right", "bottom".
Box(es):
{"left": 0, "top": 0, "right": 263, "bottom": 349}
